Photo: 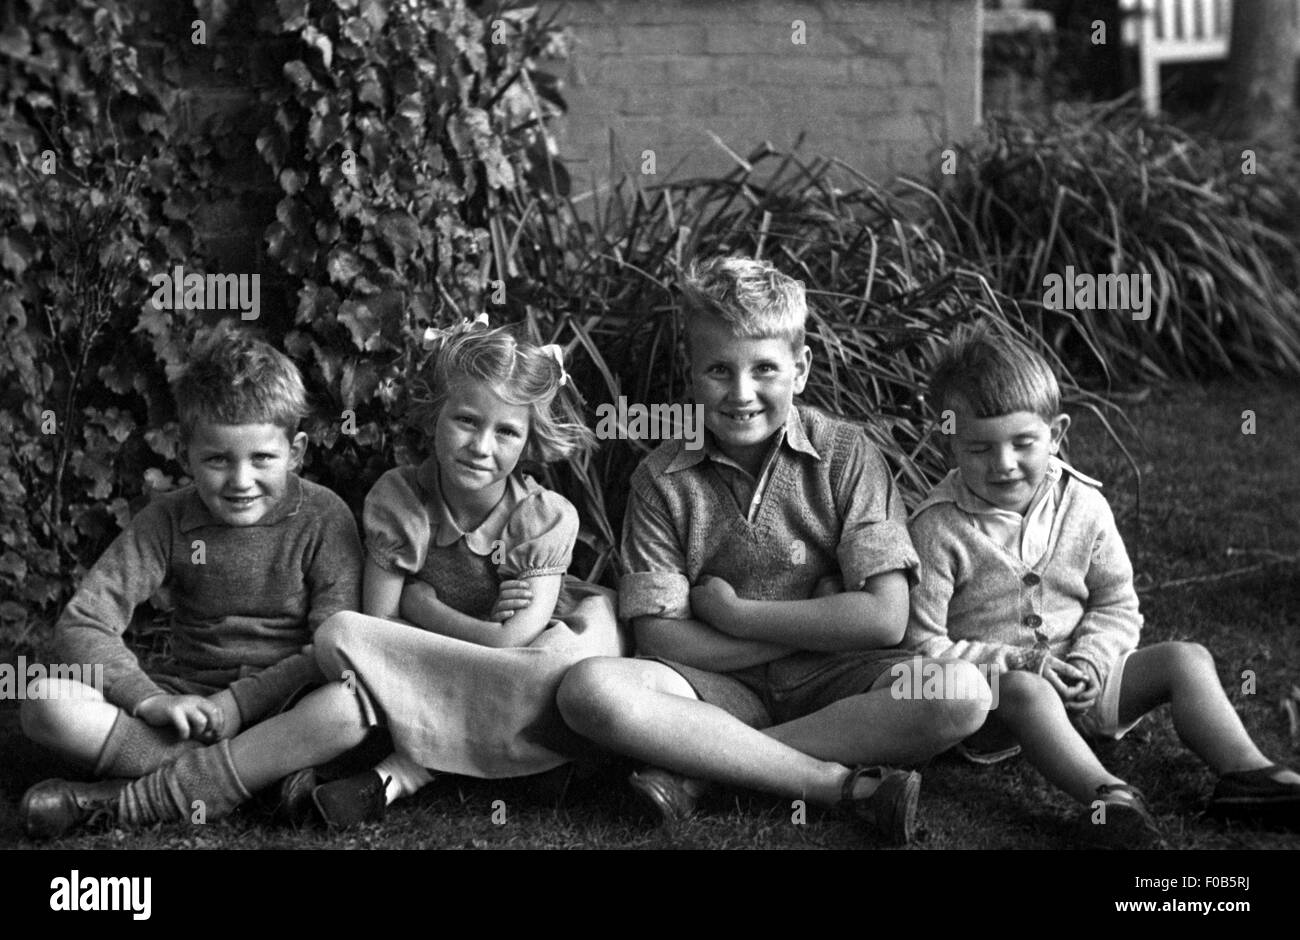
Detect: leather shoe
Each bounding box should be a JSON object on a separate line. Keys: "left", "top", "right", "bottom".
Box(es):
{"left": 312, "top": 770, "right": 388, "bottom": 828}
{"left": 21, "top": 778, "right": 129, "bottom": 841}
{"left": 628, "top": 766, "right": 703, "bottom": 830}
{"left": 840, "top": 765, "right": 921, "bottom": 845}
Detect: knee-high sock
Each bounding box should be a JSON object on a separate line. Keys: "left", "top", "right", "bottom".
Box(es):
{"left": 93, "top": 711, "right": 202, "bottom": 778}
{"left": 117, "top": 739, "right": 251, "bottom": 828}
{"left": 373, "top": 752, "right": 434, "bottom": 805}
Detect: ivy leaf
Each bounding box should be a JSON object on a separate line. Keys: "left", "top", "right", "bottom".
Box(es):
{"left": 303, "top": 25, "right": 333, "bottom": 68}
{"left": 377, "top": 210, "right": 420, "bottom": 263}
{"left": 0, "top": 231, "right": 35, "bottom": 277}
{"left": 337, "top": 298, "right": 383, "bottom": 352}
{"left": 256, "top": 125, "right": 289, "bottom": 173}
{"left": 0, "top": 27, "right": 30, "bottom": 58}
{"left": 283, "top": 59, "right": 315, "bottom": 93}
{"left": 326, "top": 247, "right": 364, "bottom": 286}
{"left": 277, "top": 0, "right": 310, "bottom": 32}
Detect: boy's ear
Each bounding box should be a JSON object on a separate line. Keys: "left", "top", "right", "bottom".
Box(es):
{"left": 791, "top": 344, "right": 813, "bottom": 393}
{"left": 289, "top": 431, "right": 308, "bottom": 470}
{"left": 1048, "top": 413, "right": 1071, "bottom": 453}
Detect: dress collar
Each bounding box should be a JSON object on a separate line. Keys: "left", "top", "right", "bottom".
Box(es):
{"left": 415, "top": 456, "right": 533, "bottom": 555}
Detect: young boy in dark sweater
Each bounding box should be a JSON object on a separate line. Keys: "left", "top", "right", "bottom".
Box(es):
{"left": 21, "top": 331, "right": 363, "bottom": 838}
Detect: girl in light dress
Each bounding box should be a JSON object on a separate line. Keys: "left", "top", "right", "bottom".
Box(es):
{"left": 298, "top": 317, "right": 625, "bottom": 825}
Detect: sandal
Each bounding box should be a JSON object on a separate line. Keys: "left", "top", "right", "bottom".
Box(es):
{"left": 840, "top": 765, "right": 921, "bottom": 846}
{"left": 1080, "top": 782, "right": 1166, "bottom": 849}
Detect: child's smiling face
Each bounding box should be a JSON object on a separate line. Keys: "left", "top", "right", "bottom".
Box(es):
{"left": 688, "top": 316, "right": 811, "bottom": 474}
{"left": 184, "top": 420, "right": 306, "bottom": 526}
{"left": 948, "top": 407, "right": 1070, "bottom": 514}
{"left": 434, "top": 378, "right": 530, "bottom": 502}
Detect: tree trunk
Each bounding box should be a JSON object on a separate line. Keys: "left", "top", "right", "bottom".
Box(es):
{"left": 1212, "top": 0, "right": 1298, "bottom": 143}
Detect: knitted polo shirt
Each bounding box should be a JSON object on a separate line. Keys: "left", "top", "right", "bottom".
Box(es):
{"left": 905, "top": 463, "right": 1141, "bottom": 688}
{"left": 55, "top": 475, "right": 362, "bottom": 719}
{"left": 620, "top": 405, "right": 919, "bottom": 624}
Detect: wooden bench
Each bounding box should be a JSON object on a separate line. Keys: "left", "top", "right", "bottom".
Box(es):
{"left": 1122, "top": 0, "right": 1300, "bottom": 115}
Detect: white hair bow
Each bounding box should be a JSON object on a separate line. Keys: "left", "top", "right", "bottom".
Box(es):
{"left": 421, "top": 312, "right": 491, "bottom": 349}
{"left": 540, "top": 343, "right": 568, "bottom": 387}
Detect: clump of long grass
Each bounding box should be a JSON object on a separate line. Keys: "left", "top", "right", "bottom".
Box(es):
{"left": 496, "top": 144, "right": 1128, "bottom": 575}
{"left": 924, "top": 101, "right": 1300, "bottom": 382}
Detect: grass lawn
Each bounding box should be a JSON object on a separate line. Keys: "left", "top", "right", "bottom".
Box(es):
{"left": 2, "top": 380, "right": 1298, "bottom": 850}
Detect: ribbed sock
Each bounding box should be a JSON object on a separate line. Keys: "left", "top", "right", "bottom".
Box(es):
{"left": 373, "top": 752, "right": 434, "bottom": 806}
{"left": 92, "top": 710, "right": 202, "bottom": 778}
{"left": 117, "top": 739, "right": 252, "bottom": 828}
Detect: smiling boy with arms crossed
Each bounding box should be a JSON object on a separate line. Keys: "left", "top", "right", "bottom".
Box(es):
{"left": 905, "top": 326, "right": 1300, "bottom": 846}
{"left": 558, "top": 256, "right": 989, "bottom": 844}
{"left": 21, "top": 331, "right": 362, "bottom": 838}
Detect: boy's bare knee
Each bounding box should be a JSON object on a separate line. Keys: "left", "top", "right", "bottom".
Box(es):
{"left": 995, "top": 669, "right": 1054, "bottom": 715}
{"left": 1167, "top": 640, "right": 1214, "bottom": 673}
{"left": 556, "top": 658, "right": 620, "bottom": 732}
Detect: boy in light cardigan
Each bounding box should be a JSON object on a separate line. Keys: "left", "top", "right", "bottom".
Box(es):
{"left": 905, "top": 325, "right": 1300, "bottom": 846}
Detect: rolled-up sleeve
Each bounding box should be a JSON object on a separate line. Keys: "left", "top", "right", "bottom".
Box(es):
{"left": 619, "top": 479, "right": 692, "bottom": 621}
{"left": 835, "top": 436, "right": 920, "bottom": 590}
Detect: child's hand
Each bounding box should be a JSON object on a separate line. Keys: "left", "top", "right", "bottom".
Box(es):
{"left": 135, "top": 694, "right": 227, "bottom": 741}
{"left": 490, "top": 579, "right": 535, "bottom": 623}
{"left": 204, "top": 689, "right": 243, "bottom": 741}
{"left": 1039, "top": 656, "right": 1088, "bottom": 702}
{"left": 690, "top": 576, "right": 741, "bottom": 633}
{"left": 1062, "top": 658, "right": 1102, "bottom": 714}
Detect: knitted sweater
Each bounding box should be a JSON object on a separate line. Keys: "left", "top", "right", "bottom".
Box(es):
{"left": 905, "top": 465, "right": 1141, "bottom": 688}
{"left": 55, "top": 475, "right": 362, "bottom": 720}
{"left": 620, "top": 405, "right": 918, "bottom": 623}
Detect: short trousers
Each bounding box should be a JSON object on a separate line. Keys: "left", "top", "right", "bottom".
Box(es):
{"left": 646, "top": 647, "right": 915, "bottom": 729}
{"left": 1072, "top": 648, "right": 1142, "bottom": 740}
{"left": 961, "top": 649, "right": 1142, "bottom": 756}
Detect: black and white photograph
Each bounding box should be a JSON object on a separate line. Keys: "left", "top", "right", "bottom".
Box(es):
{"left": 1, "top": 0, "right": 1296, "bottom": 920}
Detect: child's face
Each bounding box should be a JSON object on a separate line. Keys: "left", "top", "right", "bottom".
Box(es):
{"left": 688, "top": 317, "right": 811, "bottom": 472}
{"left": 434, "top": 379, "right": 530, "bottom": 500}
{"left": 948, "top": 408, "right": 1070, "bottom": 514}
{"left": 183, "top": 421, "right": 306, "bottom": 526}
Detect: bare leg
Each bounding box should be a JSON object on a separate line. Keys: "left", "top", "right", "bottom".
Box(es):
{"left": 1118, "top": 642, "right": 1300, "bottom": 784}
{"left": 20, "top": 679, "right": 119, "bottom": 768}
{"left": 227, "top": 682, "right": 370, "bottom": 792}
{"left": 765, "top": 658, "right": 990, "bottom": 765}
{"left": 996, "top": 670, "right": 1123, "bottom": 804}
{"left": 560, "top": 658, "right": 917, "bottom": 805}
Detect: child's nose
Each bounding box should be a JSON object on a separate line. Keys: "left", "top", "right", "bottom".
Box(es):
{"left": 229, "top": 461, "right": 255, "bottom": 489}
{"left": 992, "top": 447, "right": 1016, "bottom": 472}
{"left": 730, "top": 373, "right": 756, "bottom": 401}
{"left": 469, "top": 431, "right": 492, "bottom": 455}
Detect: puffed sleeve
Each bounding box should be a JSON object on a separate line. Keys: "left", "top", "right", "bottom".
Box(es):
{"left": 362, "top": 468, "right": 430, "bottom": 575}
{"left": 498, "top": 489, "right": 578, "bottom": 579}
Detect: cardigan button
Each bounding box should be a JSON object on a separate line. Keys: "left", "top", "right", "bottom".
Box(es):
{"left": 1022, "top": 572, "right": 1041, "bottom": 586}
{"left": 1023, "top": 614, "right": 1042, "bottom": 628}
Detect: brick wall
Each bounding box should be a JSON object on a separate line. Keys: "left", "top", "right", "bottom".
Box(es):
{"left": 542, "top": 0, "right": 982, "bottom": 188}
{"left": 119, "top": 0, "right": 981, "bottom": 297}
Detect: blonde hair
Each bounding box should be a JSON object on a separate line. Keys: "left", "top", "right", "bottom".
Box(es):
{"left": 412, "top": 322, "right": 595, "bottom": 464}
{"left": 680, "top": 255, "right": 807, "bottom": 350}
{"left": 173, "top": 329, "right": 307, "bottom": 443}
